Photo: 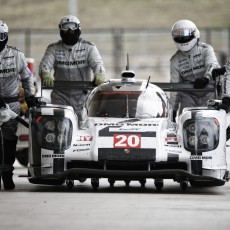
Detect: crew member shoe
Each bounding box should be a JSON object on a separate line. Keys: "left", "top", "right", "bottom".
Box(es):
{"left": 2, "top": 172, "right": 15, "bottom": 190}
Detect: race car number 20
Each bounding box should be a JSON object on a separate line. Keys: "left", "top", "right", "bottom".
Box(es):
{"left": 114, "top": 134, "right": 141, "bottom": 148}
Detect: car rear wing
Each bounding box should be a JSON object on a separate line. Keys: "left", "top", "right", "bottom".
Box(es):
{"left": 151, "top": 82, "right": 215, "bottom": 92}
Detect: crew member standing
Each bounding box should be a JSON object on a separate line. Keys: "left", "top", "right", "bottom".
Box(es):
{"left": 39, "top": 15, "right": 106, "bottom": 122}
{"left": 170, "top": 19, "right": 220, "bottom": 121}
{"left": 0, "top": 20, "right": 35, "bottom": 190}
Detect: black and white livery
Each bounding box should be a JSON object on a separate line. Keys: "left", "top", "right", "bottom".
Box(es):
{"left": 1, "top": 66, "right": 229, "bottom": 191}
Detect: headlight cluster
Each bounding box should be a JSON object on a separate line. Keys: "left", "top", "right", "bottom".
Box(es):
{"left": 37, "top": 115, "right": 73, "bottom": 151}
{"left": 183, "top": 118, "right": 219, "bottom": 152}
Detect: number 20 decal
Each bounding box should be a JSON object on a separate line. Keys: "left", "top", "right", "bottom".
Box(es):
{"left": 114, "top": 134, "right": 141, "bottom": 148}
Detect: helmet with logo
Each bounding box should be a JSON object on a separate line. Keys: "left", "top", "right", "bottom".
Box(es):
{"left": 171, "top": 19, "right": 200, "bottom": 52}
{"left": 0, "top": 20, "right": 8, "bottom": 42}
{"left": 59, "top": 15, "right": 81, "bottom": 46}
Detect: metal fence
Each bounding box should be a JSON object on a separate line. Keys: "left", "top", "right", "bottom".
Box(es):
{"left": 8, "top": 27, "right": 230, "bottom": 83}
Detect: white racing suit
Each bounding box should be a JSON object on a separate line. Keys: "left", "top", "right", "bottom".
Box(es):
{"left": 0, "top": 45, "right": 34, "bottom": 174}
{"left": 39, "top": 38, "right": 106, "bottom": 120}
{"left": 170, "top": 42, "right": 220, "bottom": 114}
{"left": 222, "top": 57, "right": 230, "bottom": 95}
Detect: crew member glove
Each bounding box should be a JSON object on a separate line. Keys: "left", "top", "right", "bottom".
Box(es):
{"left": 194, "top": 77, "right": 209, "bottom": 89}
{"left": 220, "top": 96, "right": 230, "bottom": 112}
{"left": 94, "top": 73, "right": 105, "bottom": 85}
{"left": 212, "top": 66, "right": 226, "bottom": 80}
{"left": 25, "top": 95, "right": 36, "bottom": 108}
{"left": 42, "top": 72, "right": 54, "bottom": 87}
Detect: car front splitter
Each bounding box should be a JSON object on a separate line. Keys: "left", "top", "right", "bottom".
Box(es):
{"left": 28, "top": 168, "right": 226, "bottom": 187}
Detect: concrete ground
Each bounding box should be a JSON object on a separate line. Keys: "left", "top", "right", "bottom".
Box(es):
{"left": 0, "top": 162, "right": 230, "bottom": 230}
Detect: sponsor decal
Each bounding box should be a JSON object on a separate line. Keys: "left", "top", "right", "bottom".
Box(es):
{"left": 95, "top": 123, "right": 157, "bottom": 127}
{"left": 52, "top": 154, "right": 64, "bottom": 158}
{"left": 42, "top": 154, "right": 64, "bottom": 158}
{"left": 181, "top": 64, "right": 205, "bottom": 75}
{"left": 76, "top": 136, "right": 92, "bottom": 141}
{"left": 165, "top": 149, "right": 182, "bottom": 154}
{"left": 164, "top": 144, "right": 181, "bottom": 147}
{"left": 165, "top": 137, "right": 178, "bottom": 142}
{"left": 99, "top": 126, "right": 156, "bottom": 137}
{"left": 73, "top": 148, "right": 90, "bottom": 152}
{"left": 55, "top": 60, "right": 85, "bottom": 66}
{"left": 55, "top": 51, "right": 65, "bottom": 60}
{"left": 118, "top": 128, "right": 140, "bottom": 131}
{"left": 100, "top": 91, "right": 141, "bottom": 95}
{"left": 95, "top": 123, "right": 121, "bottom": 126}
{"left": 114, "top": 134, "right": 141, "bottom": 148}
{"left": 127, "top": 123, "right": 157, "bottom": 127}
{"left": 73, "top": 143, "right": 90, "bottom": 146}
{"left": 3, "top": 56, "right": 14, "bottom": 59}
{"left": 190, "top": 155, "right": 212, "bottom": 160}
{"left": 0, "top": 68, "right": 15, "bottom": 74}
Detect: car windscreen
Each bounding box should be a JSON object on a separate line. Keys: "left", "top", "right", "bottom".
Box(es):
{"left": 87, "top": 90, "right": 168, "bottom": 118}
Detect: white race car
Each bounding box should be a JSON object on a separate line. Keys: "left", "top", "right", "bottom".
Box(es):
{"left": 25, "top": 68, "right": 230, "bottom": 191}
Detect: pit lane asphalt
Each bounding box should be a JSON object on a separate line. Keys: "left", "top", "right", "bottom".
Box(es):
{"left": 0, "top": 161, "right": 230, "bottom": 230}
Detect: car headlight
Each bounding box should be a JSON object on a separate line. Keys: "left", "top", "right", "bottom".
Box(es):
{"left": 188, "top": 123, "right": 196, "bottom": 133}
{"left": 45, "top": 120, "right": 55, "bottom": 131}
{"left": 45, "top": 133, "right": 56, "bottom": 143}
{"left": 183, "top": 118, "right": 219, "bottom": 152}
{"left": 199, "top": 134, "right": 209, "bottom": 145}
{"left": 35, "top": 115, "right": 73, "bottom": 151}
{"left": 188, "top": 136, "right": 197, "bottom": 146}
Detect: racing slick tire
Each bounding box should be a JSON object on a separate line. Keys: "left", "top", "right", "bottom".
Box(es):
{"left": 108, "top": 178, "right": 115, "bottom": 187}
{"left": 139, "top": 179, "right": 146, "bottom": 187}
{"left": 125, "top": 180, "right": 130, "bottom": 187}
{"left": 66, "top": 180, "right": 74, "bottom": 190}
{"left": 154, "top": 179, "right": 164, "bottom": 191}
{"left": 91, "top": 178, "right": 99, "bottom": 190}
{"left": 180, "top": 181, "right": 188, "bottom": 190}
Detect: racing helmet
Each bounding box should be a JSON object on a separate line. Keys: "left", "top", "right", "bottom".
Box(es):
{"left": 59, "top": 15, "right": 81, "bottom": 32}
{"left": 59, "top": 15, "right": 81, "bottom": 45}
{"left": 171, "top": 19, "right": 200, "bottom": 52}
{"left": 0, "top": 20, "right": 8, "bottom": 41}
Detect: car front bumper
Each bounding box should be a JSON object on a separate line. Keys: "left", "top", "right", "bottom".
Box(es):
{"left": 28, "top": 168, "right": 228, "bottom": 187}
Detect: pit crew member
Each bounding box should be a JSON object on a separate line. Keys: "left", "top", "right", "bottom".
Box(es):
{"left": 0, "top": 20, "right": 35, "bottom": 190}
{"left": 39, "top": 15, "right": 106, "bottom": 122}
{"left": 170, "top": 19, "right": 220, "bottom": 121}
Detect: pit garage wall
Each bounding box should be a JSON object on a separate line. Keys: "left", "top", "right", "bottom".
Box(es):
{"left": 8, "top": 28, "right": 229, "bottom": 83}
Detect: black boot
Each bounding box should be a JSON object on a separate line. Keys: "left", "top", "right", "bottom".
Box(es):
{"left": 2, "top": 172, "right": 15, "bottom": 190}
{"left": 2, "top": 139, "right": 17, "bottom": 190}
